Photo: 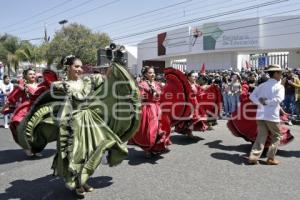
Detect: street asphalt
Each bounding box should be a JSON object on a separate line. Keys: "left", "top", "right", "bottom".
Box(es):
{"left": 0, "top": 120, "right": 299, "bottom": 200}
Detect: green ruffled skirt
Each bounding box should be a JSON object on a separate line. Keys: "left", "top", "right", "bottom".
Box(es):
{"left": 20, "top": 62, "right": 141, "bottom": 189}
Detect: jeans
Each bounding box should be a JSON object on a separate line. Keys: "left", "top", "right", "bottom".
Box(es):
{"left": 222, "top": 93, "right": 231, "bottom": 115}
{"left": 230, "top": 94, "right": 240, "bottom": 113}
{"left": 283, "top": 95, "right": 295, "bottom": 115}
{"left": 295, "top": 100, "right": 300, "bottom": 116}
{"left": 0, "top": 94, "right": 4, "bottom": 107}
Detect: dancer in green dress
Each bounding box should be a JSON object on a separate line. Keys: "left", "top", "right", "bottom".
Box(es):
{"left": 21, "top": 53, "right": 141, "bottom": 196}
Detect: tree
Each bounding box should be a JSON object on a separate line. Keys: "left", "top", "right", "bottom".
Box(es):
{"left": 35, "top": 43, "right": 50, "bottom": 64}
{"left": 0, "top": 35, "right": 33, "bottom": 75}
{"left": 47, "top": 23, "right": 111, "bottom": 67}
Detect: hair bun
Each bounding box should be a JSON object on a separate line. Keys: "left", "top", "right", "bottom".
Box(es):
{"left": 62, "top": 55, "right": 76, "bottom": 66}
{"left": 141, "top": 66, "right": 153, "bottom": 76}
{"left": 23, "top": 67, "right": 35, "bottom": 79}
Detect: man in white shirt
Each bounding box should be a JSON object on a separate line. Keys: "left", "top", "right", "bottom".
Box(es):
{"left": 248, "top": 64, "right": 285, "bottom": 165}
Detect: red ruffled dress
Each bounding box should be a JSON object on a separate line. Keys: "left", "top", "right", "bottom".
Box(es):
{"left": 6, "top": 70, "right": 58, "bottom": 143}
{"left": 130, "top": 81, "right": 171, "bottom": 153}
{"left": 197, "top": 84, "right": 222, "bottom": 121}
{"left": 227, "top": 83, "right": 294, "bottom": 146}
{"left": 174, "top": 82, "right": 208, "bottom": 134}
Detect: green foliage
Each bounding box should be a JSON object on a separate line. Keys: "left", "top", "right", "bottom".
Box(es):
{"left": 47, "top": 23, "right": 111, "bottom": 66}
{"left": 0, "top": 23, "right": 111, "bottom": 73}
{"left": 0, "top": 34, "right": 34, "bottom": 73}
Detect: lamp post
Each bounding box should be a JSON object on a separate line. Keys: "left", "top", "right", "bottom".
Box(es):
{"left": 58, "top": 19, "right": 68, "bottom": 28}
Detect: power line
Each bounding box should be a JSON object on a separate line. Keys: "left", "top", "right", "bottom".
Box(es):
{"left": 136, "top": 15, "right": 300, "bottom": 50}
{"left": 92, "top": 0, "right": 193, "bottom": 29}
{"left": 10, "top": 0, "right": 189, "bottom": 34}
{"left": 92, "top": 0, "right": 193, "bottom": 30}
{"left": 10, "top": 0, "right": 196, "bottom": 42}
{"left": 138, "top": 31, "right": 300, "bottom": 50}
{"left": 5, "top": 0, "right": 98, "bottom": 33}
{"left": 98, "top": 0, "right": 200, "bottom": 29}
{"left": 105, "top": 0, "right": 246, "bottom": 33}
{"left": 10, "top": 0, "right": 193, "bottom": 36}
{"left": 108, "top": 0, "right": 260, "bottom": 37}
{"left": 111, "top": 0, "right": 288, "bottom": 41}
{"left": 9, "top": 0, "right": 121, "bottom": 35}
{"left": 65, "top": 0, "right": 121, "bottom": 21}
{"left": 124, "top": 1, "right": 300, "bottom": 45}
{"left": 0, "top": 0, "right": 72, "bottom": 29}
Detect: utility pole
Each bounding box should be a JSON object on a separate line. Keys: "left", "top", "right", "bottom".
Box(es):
{"left": 44, "top": 23, "right": 50, "bottom": 43}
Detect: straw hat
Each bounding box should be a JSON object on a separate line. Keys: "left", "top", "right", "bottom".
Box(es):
{"left": 264, "top": 64, "right": 283, "bottom": 72}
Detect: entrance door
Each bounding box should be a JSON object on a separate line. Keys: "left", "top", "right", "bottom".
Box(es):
{"left": 142, "top": 60, "right": 165, "bottom": 74}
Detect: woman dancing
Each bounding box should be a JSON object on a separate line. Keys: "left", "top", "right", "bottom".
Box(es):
{"left": 129, "top": 66, "right": 170, "bottom": 157}
{"left": 2, "top": 68, "right": 57, "bottom": 156}
{"left": 20, "top": 55, "right": 140, "bottom": 196}
{"left": 174, "top": 70, "right": 208, "bottom": 137}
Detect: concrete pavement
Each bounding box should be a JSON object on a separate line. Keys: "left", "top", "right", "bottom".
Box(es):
{"left": 0, "top": 120, "right": 299, "bottom": 200}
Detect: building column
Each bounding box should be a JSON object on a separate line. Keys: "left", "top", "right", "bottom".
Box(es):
{"left": 288, "top": 50, "right": 300, "bottom": 69}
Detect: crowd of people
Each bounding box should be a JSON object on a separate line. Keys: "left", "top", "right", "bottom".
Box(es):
{"left": 0, "top": 58, "right": 298, "bottom": 196}
{"left": 134, "top": 66, "right": 300, "bottom": 123}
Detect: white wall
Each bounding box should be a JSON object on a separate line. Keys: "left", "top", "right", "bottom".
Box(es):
{"left": 186, "top": 52, "right": 237, "bottom": 71}
{"left": 237, "top": 54, "right": 250, "bottom": 71}
{"left": 260, "top": 16, "right": 300, "bottom": 50}
{"left": 137, "top": 16, "right": 300, "bottom": 72}
{"left": 125, "top": 45, "right": 138, "bottom": 75}
{"left": 289, "top": 50, "right": 300, "bottom": 68}
{"left": 137, "top": 37, "right": 157, "bottom": 74}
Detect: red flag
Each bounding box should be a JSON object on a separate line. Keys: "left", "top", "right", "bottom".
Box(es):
{"left": 200, "top": 63, "right": 206, "bottom": 75}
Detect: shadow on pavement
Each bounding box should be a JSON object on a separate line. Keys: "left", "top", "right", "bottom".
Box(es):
{"left": 204, "top": 140, "right": 251, "bottom": 153}
{"left": 170, "top": 135, "right": 204, "bottom": 145}
{"left": 277, "top": 149, "right": 300, "bottom": 158}
{"left": 126, "top": 147, "right": 164, "bottom": 166}
{"left": 0, "top": 174, "right": 113, "bottom": 200}
{"left": 205, "top": 140, "right": 300, "bottom": 158}
{"left": 210, "top": 152, "right": 249, "bottom": 165}
{"left": 0, "top": 149, "right": 56, "bottom": 165}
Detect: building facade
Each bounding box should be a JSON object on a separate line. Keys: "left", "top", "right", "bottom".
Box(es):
{"left": 137, "top": 16, "right": 300, "bottom": 74}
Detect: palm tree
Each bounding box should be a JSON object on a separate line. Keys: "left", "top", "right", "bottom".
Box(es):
{"left": 0, "top": 35, "right": 33, "bottom": 75}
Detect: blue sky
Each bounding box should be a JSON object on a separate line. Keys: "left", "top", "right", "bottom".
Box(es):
{"left": 0, "top": 0, "right": 299, "bottom": 45}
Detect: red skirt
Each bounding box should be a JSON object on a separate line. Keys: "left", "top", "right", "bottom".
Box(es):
{"left": 130, "top": 102, "right": 170, "bottom": 153}
{"left": 227, "top": 103, "right": 294, "bottom": 146}
{"left": 9, "top": 101, "right": 32, "bottom": 143}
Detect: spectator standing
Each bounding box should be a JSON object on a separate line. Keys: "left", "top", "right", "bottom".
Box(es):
{"left": 0, "top": 75, "right": 13, "bottom": 128}
{"left": 282, "top": 70, "right": 296, "bottom": 116}
{"left": 283, "top": 71, "right": 300, "bottom": 119}
{"left": 221, "top": 75, "right": 232, "bottom": 117}
{"left": 230, "top": 73, "right": 242, "bottom": 113}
